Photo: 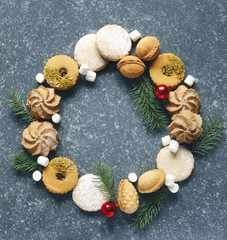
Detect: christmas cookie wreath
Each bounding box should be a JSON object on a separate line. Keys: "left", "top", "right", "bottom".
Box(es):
{"left": 7, "top": 24, "right": 224, "bottom": 230}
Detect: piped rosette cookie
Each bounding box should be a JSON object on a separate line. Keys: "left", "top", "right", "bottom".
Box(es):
{"left": 21, "top": 121, "right": 59, "bottom": 156}
{"left": 165, "top": 85, "right": 201, "bottom": 115}
{"left": 27, "top": 85, "right": 61, "bottom": 120}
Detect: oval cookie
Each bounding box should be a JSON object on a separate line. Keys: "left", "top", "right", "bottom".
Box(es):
{"left": 96, "top": 25, "right": 132, "bottom": 61}
{"left": 74, "top": 34, "right": 109, "bottom": 71}
{"left": 156, "top": 146, "right": 194, "bottom": 182}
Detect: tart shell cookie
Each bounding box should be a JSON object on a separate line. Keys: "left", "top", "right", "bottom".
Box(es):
{"left": 96, "top": 25, "right": 132, "bottom": 61}
{"left": 149, "top": 53, "right": 185, "bottom": 90}
{"left": 44, "top": 55, "right": 79, "bottom": 90}
{"left": 156, "top": 146, "right": 194, "bottom": 182}
{"left": 74, "top": 34, "right": 109, "bottom": 71}
{"left": 42, "top": 157, "right": 78, "bottom": 194}
{"left": 72, "top": 174, "right": 109, "bottom": 212}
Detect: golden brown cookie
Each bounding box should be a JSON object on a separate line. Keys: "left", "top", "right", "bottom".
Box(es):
{"left": 136, "top": 36, "right": 160, "bottom": 61}
{"left": 21, "top": 121, "right": 59, "bottom": 156}
{"left": 42, "top": 157, "right": 78, "bottom": 194}
{"left": 138, "top": 169, "right": 165, "bottom": 194}
{"left": 117, "top": 55, "right": 146, "bottom": 78}
{"left": 27, "top": 85, "right": 61, "bottom": 120}
{"left": 165, "top": 85, "right": 201, "bottom": 115}
{"left": 44, "top": 55, "right": 79, "bottom": 90}
{"left": 149, "top": 53, "right": 185, "bottom": 89}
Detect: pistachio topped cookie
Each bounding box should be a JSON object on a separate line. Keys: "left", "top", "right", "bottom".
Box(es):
{"left": 44, "top": 55, "right": 79, "bottom": 90}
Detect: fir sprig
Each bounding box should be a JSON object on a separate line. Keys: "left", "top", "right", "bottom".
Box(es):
{"left": 10, "top": 153, "right": 42, "bottom": 172}
{"left": 191, "top": 114, "right": 224, "bottom": 155}
{"left": 131, "top": 76, "right": 169, "bottom": 131}
{"left": 92, "top": 161, "right": 118, "bottom": 205}
{"left": 132, "top": 187, "right": 168, "bottom": 230}
{"left": 6, "top": 88, "right": 35, "bottom": 123}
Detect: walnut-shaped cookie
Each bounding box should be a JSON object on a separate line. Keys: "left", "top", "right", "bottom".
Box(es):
{"left": 21, "top": 121, "right": 59, "bottom": 156}
{"left": 165, "top": 85, "right": 201, "bottom": 115}
{"left": 27, "top": 85, "right": 61, "bottom": 120}
{"left": 168, "top": 110, "right": 203, "bottom": 144}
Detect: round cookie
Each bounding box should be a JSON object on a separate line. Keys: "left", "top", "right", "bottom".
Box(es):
{"left": 72, "top": 174, "right": 109, "bottom": 212}
{"left": 42, "top": 157, "right": 78, "bottom": 194}
{"left": 149, "top": 53, "right": 185, "bottom": 89}
{"left": 44, "top": 55, "right": 79, "bottom": 90}
{"left": 156, "top": 146, "right": 194, "bottom": 182}
{"left": 96, "top": 24, "right": 132, "bottom": 61}
{"left": 74, "top": 34, "right": 109, "bottom": 71}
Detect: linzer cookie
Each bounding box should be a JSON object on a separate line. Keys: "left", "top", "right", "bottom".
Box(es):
{"left": 96, "top": 25, "right": 132, "bottom": 61}
{"left": 149, "top": 53, "right": 185, "bottom": 89}
{"left": 74, "top": 34, "right": 109, "bottom": 71}
{"left": 44, "top": 55, "right": 79, "bottom": 90}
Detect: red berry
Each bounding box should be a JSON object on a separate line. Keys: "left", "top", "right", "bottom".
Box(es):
{"left": 101, "top": 201, "right": 117, "bottom": 218}
{"left": 154, "top": 84, "right": 170, "bottom": 99}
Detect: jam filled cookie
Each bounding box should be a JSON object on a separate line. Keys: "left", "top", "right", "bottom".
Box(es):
{"left": 42, "top": 157, "right": 78, "bottom": 194}
{"left": 96, "top": 24, "right": 132, "bottom": 61}
{"left": 149, "top": 53, "right": 185, "bottom": 89}
{"left": 74, "top": 34, "right": 109, "bottom": 71}
{"left": 44, "top": 55, "right": 79, "bottom": 90}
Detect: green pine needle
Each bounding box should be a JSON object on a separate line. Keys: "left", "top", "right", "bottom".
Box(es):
{"left": 131, "top": 76, "right": 169, "bottom": 131}
{"left": 191, "top": 114, "right": 224, "bottom": 155}
{"left": 6, "top": 88, "right": 35, "bottom": 123}
{"left": 92, "top": 161, "right": 118, "bottom": 205}
{"left": 132, "top": 187, "right": 168, "bottom": 230}
{"left": 10, "top": 153, "right": 42, "bottom": 172}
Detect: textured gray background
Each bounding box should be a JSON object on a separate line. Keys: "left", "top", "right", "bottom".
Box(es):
{"left": 0, "top": 0, "right": 226, "bottom": 239}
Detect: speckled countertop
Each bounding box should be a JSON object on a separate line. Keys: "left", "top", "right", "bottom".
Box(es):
{"left": 0, "top": 0, "right": 226, "bottom": 239}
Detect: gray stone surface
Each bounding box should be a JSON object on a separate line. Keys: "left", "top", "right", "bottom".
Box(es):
{"left": 0, "top": 0, "right": 226, "bottom": 239}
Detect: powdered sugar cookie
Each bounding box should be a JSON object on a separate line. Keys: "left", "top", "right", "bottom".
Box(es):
{"left": 156, "top": 146, "right": 194, "bottom": 182}
{"left": 74, "top": 34, "right": 109, "bottom": 71}
{"left": 72, "top": 174, "right": 109, "bottom": 212}
{"left": 96, "top": 25, "right": 132, "bottom": 61}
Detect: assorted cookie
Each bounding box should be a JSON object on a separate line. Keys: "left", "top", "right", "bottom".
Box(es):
{"left": 21, "top": 121, "right": 59, "bottom": 156}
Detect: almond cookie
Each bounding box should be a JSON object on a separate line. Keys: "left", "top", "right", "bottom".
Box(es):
{"left": 165, "top": 85, "right": 201, "bottom": 115}
{"left": 74, "top": 34, "right": 109, "bottom": 71}
{"left": 117, "top": 55, "right": 146, "bottom": 78}
{"left": 96, "top": 25, "right": 132, "bottom": 61}
{"left": 21, "top": 121, "right": 59, "bottom": 156}
{"left": 168, "top": 110, "right": 203, "bottom": 144}
{"left": 42, "top": 157, "right": 78, "bottom": 194}
{"left": 136, "top": 36, "right": 160, "bottom": 61}
{"left": 44, "top": 55, "right": 79, "bottom": 90}
{"left": 27, "top": 85, "right": 61, "bottom": 120}
{"left": 138, "top": 169, "right": 165, "bottom": 194}
{"left": 117, "top": 179, "right": 139, "bottom": 214}
{"left": 149, "top": 53, "right": 185, "bottom": 89}
{"left": 72, "top": 174, "right": 109, "bottom": 212}
{"left": 156, "top": 146, "right": 194, "bottom": 182}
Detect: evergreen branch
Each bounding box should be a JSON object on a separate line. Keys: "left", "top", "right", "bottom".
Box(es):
{"left": 92, "top": 161, "right": 118, "bottom": 205}
{"left": 191, "top": 114, "right": 224, "bottom": 155}
{"left": 131, "top": 76, "right": 169, "bottom": 131}
{"left": 10, "top": 153, "right": 42, "bottom": 172}
{"left": 132, "top": 187, "right": 168, "bottom": 230}
{"left": 6, "top": 88, "right": 35, "bottom": 123}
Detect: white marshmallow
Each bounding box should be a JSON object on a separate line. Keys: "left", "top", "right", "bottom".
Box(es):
{"left": 129, "top": 30, "right": 142, "bottom": 42}
{"left": 79, "top": 64, "right": 89, "bottom": 75}
{"left": 36, "top": 73, "right": 45, "bottom": 84}
{"left": 161, "top": 135, "right": 171, "bottom": 146}
{"left": 52, "top": 113, "right": 61, "bottom": 124}
{"left": 169, "top": 140, "right": 179, "bottom": 153}
{"left": 165, "top": 174, "right": 175, "bottom": 187}
{"left": 128, "top": 173, "right": 138, "bottom": 183}
{"left": 37, "top": 156, "right": 49, "bottom": 167}
{"left": 168, "top": 183, "right": 179, "bottom": 193}
{"left": 32, "top": 170, "right": 42, "bottom": 182}
{"left": 85, "top": 70, "right": 96, "bottom": 82}
{"left": 184, "top": 75, "right": 196, "bottom": 87}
